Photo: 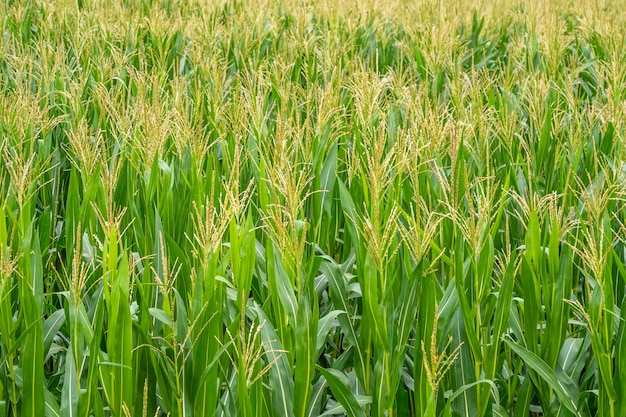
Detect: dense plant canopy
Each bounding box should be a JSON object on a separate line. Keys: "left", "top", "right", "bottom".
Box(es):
{"left": 1, "top": 0, "right": 626, "bottom": 416}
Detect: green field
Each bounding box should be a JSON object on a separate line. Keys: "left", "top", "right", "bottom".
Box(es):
{"left": 1, "top": 0, "right": 626, "bottom": 415}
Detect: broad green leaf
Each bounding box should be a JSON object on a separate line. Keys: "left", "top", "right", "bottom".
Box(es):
{"left": 504, "top": 337, "right": 580, "bottom": 415}
{"left": 316, "top": 366, "right": 367, "bottom": 417}
{"left": 21, "top": 289, "right": 45, "bottom": 417}
{"left": 254, "top": 304, "right": 295, "bottom": 417}
{"left": 43, "top": 309, "right": 65, "bottom": 355}
{"left": 61, "top": 346, "right": 79, "bottom": 417}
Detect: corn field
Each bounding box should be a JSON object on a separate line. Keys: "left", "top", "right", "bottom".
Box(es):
{"left": 1, "top": 0, "right": 626, "bottom": 415}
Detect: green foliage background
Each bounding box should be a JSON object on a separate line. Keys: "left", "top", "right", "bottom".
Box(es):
{"left": 1, "top": 0, "right": 626, "bottom": 416}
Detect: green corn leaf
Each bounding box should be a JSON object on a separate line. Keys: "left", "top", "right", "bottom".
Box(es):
{"left": 45, "top": 387, "right": 62, "bottom": 417}
{"left": 254, "top": 304, "right": 295, "bottom": 417}
{"left": 43, "top": 309, "right": 65, "bottom": 355}
{"left": 504, "top": 337, "right": 580, "bottom": 415}
{"left": 320, "top": 259, "right": 366, "bottom": 388}
{"left": 316, "top": 310, "right": 343, "bottom": 358}
{"left": 615, "top": 301, "right": 626, "bottom": 415}
{"left": 21, "top": 289, "right": 45, "bottom": 417}
{"left": 294, "top": 291, "right": 319, "bottom": 417}
{"left": 316, "top": 366, "right": 367, "bottom": 417}
{"left": 61, "top": 346, "right": 79, "bottom": 417}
